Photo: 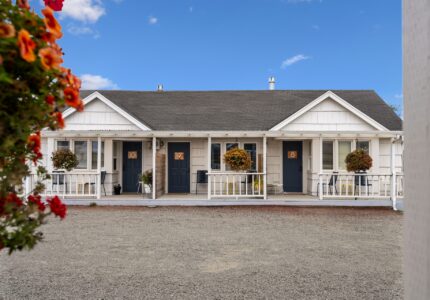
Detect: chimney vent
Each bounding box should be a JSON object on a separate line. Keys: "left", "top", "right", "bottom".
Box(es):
{"left": 268, "top": 76, "right": 275, "bottom": 90}
{"left": 157, "top": 84, "right": 164, "bottom": 91}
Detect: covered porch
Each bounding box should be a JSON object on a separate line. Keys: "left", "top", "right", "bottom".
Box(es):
{"left": 28, "top": 130, "right": 404, "bottom": 209}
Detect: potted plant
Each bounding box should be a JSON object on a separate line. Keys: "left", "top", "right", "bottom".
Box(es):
{"left": 345, "top": 149, "right": 373, "bottom": 187}
{"left": 51, "top": 149, "right": 79, "bottom": 171}
{"left": 140, "top": 170, "right": 153, "bottom": 194}
{"left": 113, "top": 184, "right": 121, "bottom": 195}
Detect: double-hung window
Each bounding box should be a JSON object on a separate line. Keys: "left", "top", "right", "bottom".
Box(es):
{"left": 244, "top": 143, "right": 257, "bottom": 171}
{"left": 338, "top": 141, "right": 352, "bottom": 170}
{"left": 211, "top": 143, "right": 221, "bottom": 170}
{"left": 356, "top": 141, "right": 370, "bottom": 154}
{"left": 91, "top": 141, "right": 105, "bottom": 170}
{"left": 225, "top": 143, "right": 239, "bottom": 171}
{"left": 56, "top": 140, "right": 70, "bottom": 151}
{"left": 74, "top": 141, "right": 88, "bottom": 169}
{"left": 322, "top": 141, "right": 334, "bottom": 170}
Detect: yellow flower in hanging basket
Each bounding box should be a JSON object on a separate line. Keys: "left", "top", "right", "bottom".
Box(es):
{"left": 223, "top": 148, "right": 252, "bottom": 171}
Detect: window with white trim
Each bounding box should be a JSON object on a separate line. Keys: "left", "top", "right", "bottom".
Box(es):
{"left": 91, "top": 141, "right": 105, "bottom": 170}
{"left": 74, "top": 141, "right": 88, "bottom": 169}
{"left": 56, "top": 140, "right": 70, "bottom": 151}
{"left": 338, "top": 141, "right": 352, "bottom": 170}
{"left": 244, "top": 143, "right": 257, "bottom": 171}
{"left": 356, "top": 140, "right": 370, "bottom": 154}
{"left": 322, "top": 141, "right": 334, "bottom": 170}
{"left": 211, "top": 143, "right": 221, "bottom": 170}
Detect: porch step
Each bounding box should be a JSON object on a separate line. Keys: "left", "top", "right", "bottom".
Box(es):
{"left": 63, "top": 198, "right": 401, "bottom": 209}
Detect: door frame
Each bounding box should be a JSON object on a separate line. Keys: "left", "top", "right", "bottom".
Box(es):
{"left": 282, "top": 140, "right": 304, "bottom": 193}
{"left": 167, "top": 141, "right": 191, "bottom": 193}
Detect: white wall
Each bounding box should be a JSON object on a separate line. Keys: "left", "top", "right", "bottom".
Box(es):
{"left": 280, "top": 98, "right": 377, "bottom": 131}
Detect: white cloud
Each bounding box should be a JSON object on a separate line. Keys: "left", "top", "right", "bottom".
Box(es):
{"left": 281, "top": 54, "right": 310, "bottom": 69}
{"left": 80, "top": 74, "right": 118, "bottom": 90}
{"left": 148, "top": 16, "right": 158, "bottom": 25}
{"left": 60, "top": 0, "right": 105, "bottom": 23}
{"left": 67, "top": 25, "right": 100, "bottom": 38}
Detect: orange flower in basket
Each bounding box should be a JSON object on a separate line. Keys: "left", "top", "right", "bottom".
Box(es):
{"left": 42, "top": 6, "right": 62, "bottom": 39}
{"left": 39, "top": 47, "right": 63, "bottom": 70}
{"left": 0, "top": 23, "right": 15, "bottom": 38}
{"left": 17, "top": 29, "right": 36, "bottom": 62}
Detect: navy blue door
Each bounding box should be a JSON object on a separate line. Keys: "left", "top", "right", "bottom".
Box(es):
{"left": 283, "top": 141, "right": 303, "bottom": 193}
{"left": 122, "top": 142, "right": 142, "bottom": 193}
{"left": 168, "top": 142, "right": 190, "bottom": 193}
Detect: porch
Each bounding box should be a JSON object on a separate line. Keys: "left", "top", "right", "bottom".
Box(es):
{"left": 31, "top": 130, "right": 403, "bottom": 209}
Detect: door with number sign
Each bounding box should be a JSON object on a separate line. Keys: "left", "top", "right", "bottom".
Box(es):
{"left": 283, "top": 141, "right": 303, "bottom": 193}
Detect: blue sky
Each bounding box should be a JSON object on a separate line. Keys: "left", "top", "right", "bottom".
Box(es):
{"left": 33, "top": 0, "right": 402, "bottom": 109}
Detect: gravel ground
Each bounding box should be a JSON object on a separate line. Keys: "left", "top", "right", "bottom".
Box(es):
{"left": 0, "top": 206, "right": 403, "bottom": 300}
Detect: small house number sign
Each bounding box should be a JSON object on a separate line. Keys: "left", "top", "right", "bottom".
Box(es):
{"left": 174, "top": 152, "right": 185, "bottom": 160}
{"left": 128, "top": 151, "right": 138, "bottom": 159}
{"left": 288, "top": 151, "right": 298, "bottom": 159}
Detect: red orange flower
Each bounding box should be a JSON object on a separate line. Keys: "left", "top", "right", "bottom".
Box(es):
{"left": 0, "top": 193, "right": 23, "bottom": 216}
{"left": 46, "top": 94, "right": 55, "bottom": 105}
{"left": 38, "top": 47, "right": 63, "bottom": 70}
{"left": 42, "top": 6, "right": 62, "bottom": 39}
{"left": 42, "top": 31, "right": 56, "bottom": 43}
{"left": 47, "top": 196, "right": 66, "bottom": 219}
{"left": 0, "top": 23, "right": 15, "bottom": 38}
{"left": 28, "top": 194, "right": 46, "bottom": 212}
{"left": 17, "top": 29, "right": 36, "bottom": 62}
{"left": 28, "top": 132, "right": 41, "bottom": 153}
{"left": 17, "top": 0, "right": 30, "bottom": 10}
{"left": 64, "top": 87, "right": 82, "bottom": 108}
{"left": 53, "top": 111, "right": 65, "bottom": 128}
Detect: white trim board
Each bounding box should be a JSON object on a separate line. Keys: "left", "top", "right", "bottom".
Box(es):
{"left": 62, "top": 91, "right": 152, "bottom": 131}
{"left": 269, "top": 91, "right": 389, "bottom": 132}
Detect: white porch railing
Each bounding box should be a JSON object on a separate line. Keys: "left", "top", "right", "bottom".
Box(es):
{"left": 207, "top": 172, "right": 266, "bottom": 198}
{"left": 26, "top": 172, "right": 99, "bottom": 198}
{"left": 318, "top": 173, "right": 404, "bottom": 200}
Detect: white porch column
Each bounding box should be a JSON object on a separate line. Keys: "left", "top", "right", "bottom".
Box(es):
{"left": 318, "top": 136, "right": 323, "bottom": 200}
{"left": 207, "top": 136, "right": 211, "bottom": 200}
{"left": 263, "top": 136, "right": 267, "bottom": 200}
{"left": 390, "top": 138, "right": 397, "bottom": 210}
{"left": 96, "top": 136, "right": 101, "bottom": 199}
{"left": 152, "top": 137, "right": 156, "bottom": 200}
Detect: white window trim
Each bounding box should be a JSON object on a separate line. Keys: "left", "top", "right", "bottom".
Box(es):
{"left": 322, "top": 139, "right": 372, "bottom": 172}
{"left": 54, "top": 138, "right": 104, "bottom": 171}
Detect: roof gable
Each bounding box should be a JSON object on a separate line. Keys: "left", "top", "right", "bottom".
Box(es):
{"left": 270, "top": 91, "right": 388, "bottom": 131}
{"left": 63, "top": 92, "right": 151, "bottom": 131}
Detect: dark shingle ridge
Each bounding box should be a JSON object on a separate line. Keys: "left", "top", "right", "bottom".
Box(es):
{"left": 79, "top": 90, "right": 402, "bottom": 131}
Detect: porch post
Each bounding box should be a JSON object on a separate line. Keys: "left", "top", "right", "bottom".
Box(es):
{"left": 318, "top": 136, "right": 323, "bottom": 200}
{"left": 96, "top": 136, "right": 101, "bottom": 199}
{"left": 390, "top": 138, "right": 397, "bottom": 210}
{"left": 152, "top": 136, "right": 156, "bottom": 200}
{"left": 207, "top": 136, "right": 211, "bottom": 200}
{"left": 263, "top": 135, "right": 267, "bottom": 200}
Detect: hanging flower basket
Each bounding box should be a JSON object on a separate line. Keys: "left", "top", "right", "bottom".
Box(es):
{"left": 51, "top": 149, "right": 78, "bottom": 171}
{"left": 223, "top": 148, "right": 252, "bottom": 172}
{"left": 345, "top": 149, "right": 373, "bottom": 172}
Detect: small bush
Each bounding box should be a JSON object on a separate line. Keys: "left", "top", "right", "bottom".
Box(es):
{"left": 345, "top": 149, "right": 373, "bottom": 172}
{"left": 89, "top": 202, "right": 97, "bottom": 207}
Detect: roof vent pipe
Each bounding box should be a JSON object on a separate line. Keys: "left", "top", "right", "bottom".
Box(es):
{"left": 268, "top": 76, "right": 275, "bottom": 90}
{"left": 157, "top": 84, "right": 163, "bottom": 91}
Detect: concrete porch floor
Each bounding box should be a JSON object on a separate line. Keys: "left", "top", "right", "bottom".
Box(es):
{"left": 61, "top": 193, "right": 402, "bottom": 209}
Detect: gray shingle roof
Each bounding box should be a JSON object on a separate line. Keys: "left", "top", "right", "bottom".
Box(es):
{"left": 79, "top": 90, "right": 402, "bottom": 131}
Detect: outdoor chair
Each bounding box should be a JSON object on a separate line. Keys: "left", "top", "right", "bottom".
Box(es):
{"left": 354, "top": 172, "right": 373, "bottom": 196}
{"left": 89, "top": 171, "right": 106, "bottom": 196}
{"left": 317, "top": 172, "right": 338, "bottom": 196}
{"left": 195, "top": 170, "right": 208, "bottom": 194}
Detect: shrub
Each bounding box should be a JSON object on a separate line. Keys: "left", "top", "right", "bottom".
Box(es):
{"left": 345, "top": 149, "right": 373, "bottom": 172}
{"left": 51, "top": 149, "right": 78, "bottom": 171}
{"left": 223, "top": 148, "right": 252, "bottom": 171}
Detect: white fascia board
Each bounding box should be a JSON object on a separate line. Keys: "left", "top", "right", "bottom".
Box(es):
{"left": 62, "top": 91, "right": 152, "bottom": 131}
{"left": 269, "top": 91, "right": 389, "bottom": 132}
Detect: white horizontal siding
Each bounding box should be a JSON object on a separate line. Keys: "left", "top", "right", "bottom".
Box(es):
{"left": 64, "top": 99, "right": 140, "bottom": 131}
{"left": 281, "top": 98, "right": 376, "bottom": 131}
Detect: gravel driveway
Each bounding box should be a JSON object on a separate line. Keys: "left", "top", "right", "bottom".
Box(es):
{"left": 0, "top": 206, "right": 403, "bottom": 299}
